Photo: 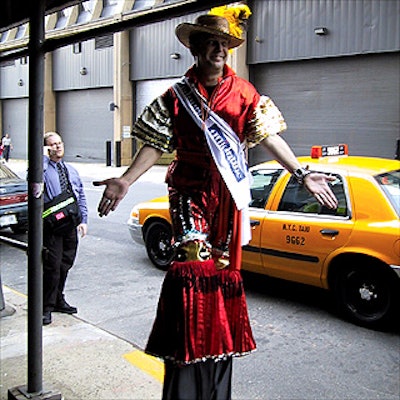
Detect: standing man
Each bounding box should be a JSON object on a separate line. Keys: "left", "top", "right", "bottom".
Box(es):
{"left": 94, "top": 5, "right": 338, "bottom": 399}
{"left": 1, "top": 133, "right": 13, "bottom": 162}
{"left": 42, "top": 131, "right": 88, "bottom": 325}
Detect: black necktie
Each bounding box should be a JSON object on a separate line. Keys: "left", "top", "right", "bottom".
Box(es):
{"left": 56, "top": 162, "right": 68, "bottom": 191}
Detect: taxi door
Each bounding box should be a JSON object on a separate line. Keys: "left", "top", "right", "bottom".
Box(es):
{"left": 258, "top": 173, "right": 355, "bottom": 288}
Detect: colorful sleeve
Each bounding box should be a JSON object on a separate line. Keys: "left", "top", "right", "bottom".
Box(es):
{"left": 246, "top": 95, "right": 287, "bottom": 148}
{"left": 132, "top": 94, "right": 174, "bottom": 153}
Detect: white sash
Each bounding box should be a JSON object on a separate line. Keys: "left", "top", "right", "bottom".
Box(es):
{"left": 173, "top": 78, "right": 252, "bottom": 245}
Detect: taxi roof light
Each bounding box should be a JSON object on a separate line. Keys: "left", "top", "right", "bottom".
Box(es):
{"left": 311, "top": 144, "right": 348, "bottom": 158}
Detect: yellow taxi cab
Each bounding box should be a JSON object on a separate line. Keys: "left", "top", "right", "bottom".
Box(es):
{"left": 128, "top": 145, "right": 400, "bottom": 328}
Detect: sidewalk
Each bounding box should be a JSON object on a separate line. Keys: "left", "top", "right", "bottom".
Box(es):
{"left": 4, "top": 158, "right": 169, "bottom": 184}
{"left": 0, "top": 286, "right": 163, "bottom": 400}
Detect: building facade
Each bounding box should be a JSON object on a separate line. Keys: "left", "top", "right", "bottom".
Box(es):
{"left": 0, "top": 0, "right": 399, "bottom": 165}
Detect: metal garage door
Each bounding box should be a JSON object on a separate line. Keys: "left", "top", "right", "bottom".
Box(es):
{"left": 2, "top": 98, "right": 28, "bottom": 160}
{"left": 56, "top": 88, "right": 113, "bottom": 163}
{"left": 135, "top": 78, "right": 179, "bottom": 118}
{"left": 249, "top": 53, "right": 399, "bottom": 165}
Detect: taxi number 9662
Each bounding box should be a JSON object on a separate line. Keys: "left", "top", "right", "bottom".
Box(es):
{"left": 282, "top": 224, "right": 310, "bottom": 246}
{"left": 286, "top": 235, "right": 306, "bottom": 246}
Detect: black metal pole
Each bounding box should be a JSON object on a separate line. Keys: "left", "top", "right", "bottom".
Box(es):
{"left": 115, "top": 141, "right": 121, "bottom": 167}
{"left": 106, "top": 140, "right": 112, "bottom": 166}
{"left": 27, "top": 0, "right": 45, "bottom": 394}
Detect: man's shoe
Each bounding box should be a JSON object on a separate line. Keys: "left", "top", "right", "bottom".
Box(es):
{"left": 54, "top": 300, "right": 77, "bottom": 314}
{"left": 43, "top": 311, "right": 52, "bottom": 325}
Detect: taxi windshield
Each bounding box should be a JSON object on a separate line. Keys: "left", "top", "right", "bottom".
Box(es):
{"left": 375, "top": 170, "right": 400, "bottom": 217}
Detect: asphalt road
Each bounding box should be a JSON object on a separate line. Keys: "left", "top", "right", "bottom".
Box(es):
{"left": 1, "top": 160, "right": 399, "bottom": 400}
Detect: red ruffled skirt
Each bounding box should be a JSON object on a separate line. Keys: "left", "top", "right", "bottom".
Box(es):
{"left": 145, "top": 259, "right": 256, "bottom": 364}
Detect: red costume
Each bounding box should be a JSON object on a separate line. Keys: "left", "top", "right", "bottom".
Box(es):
{"left": 133, "top": 64, "right": 286, "bottom": 365}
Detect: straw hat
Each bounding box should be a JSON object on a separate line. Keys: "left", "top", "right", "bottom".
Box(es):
{"left": 175, "top": 14, "right": 244, "bottom": 49}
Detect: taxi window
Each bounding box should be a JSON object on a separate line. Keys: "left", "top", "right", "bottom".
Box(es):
{"left": 376, "top": 170, "right": 400, "bottom": 216}
{"left": 278, "top": 174, "right": 348, "bottom": 217}
{"left": 249, "top": 169, "right": 282, "bottom": 209}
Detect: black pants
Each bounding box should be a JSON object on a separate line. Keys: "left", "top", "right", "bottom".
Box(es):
{"left": 162, "top": 357, "right": 233, "bottom": 400}
{"left": 43, "top": 228, "right": 78, "bottom": 312}
{"left": 3, "top": 145, "right": 11, "bottom": 161}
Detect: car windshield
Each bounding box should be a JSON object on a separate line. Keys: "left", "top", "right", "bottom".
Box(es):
{"left": 375, "top": 170, "right": 400, "bottom": 217}
{"left": 0, "top": 163, "right": 19, "bottom": 180}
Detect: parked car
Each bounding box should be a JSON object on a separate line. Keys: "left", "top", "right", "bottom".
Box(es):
{"left": 128, "top": 145, "right": 400, "bottom": 328}
{"left": 0, "top": 161, "right": 28, "bottom": 233}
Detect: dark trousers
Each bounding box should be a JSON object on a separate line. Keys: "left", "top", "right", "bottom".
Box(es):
{"left": 43, "top": 228, "right": 78, "bottom": 312}
{"left": 3, "top": 145, "right": 11, "bottom": 161}
{"left": 162, "top": 357, "right": 233, "bottom": 400}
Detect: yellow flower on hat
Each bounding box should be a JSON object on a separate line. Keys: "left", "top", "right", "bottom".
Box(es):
{"left": 209, "top": 4, "right": 252, "bottom": 40}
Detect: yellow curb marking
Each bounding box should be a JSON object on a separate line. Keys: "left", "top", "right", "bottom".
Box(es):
{"left": 123, "top": 350, "right": 164, "bottom": 383}
{"left": 4, "top": 285, "right": 27, "bottom": 298}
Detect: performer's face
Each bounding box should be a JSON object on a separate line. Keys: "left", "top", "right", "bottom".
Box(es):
{"left": 195, "top": 35, "right": 228, "bottom": 73}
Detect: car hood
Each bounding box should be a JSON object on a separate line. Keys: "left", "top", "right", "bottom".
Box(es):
{"left": 0, "top": 179, "right": 27, "bottom": 193}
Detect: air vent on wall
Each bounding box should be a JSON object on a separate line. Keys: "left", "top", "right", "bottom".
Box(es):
{"left": 95, "top": 34, "right": 113, "bottom": 49}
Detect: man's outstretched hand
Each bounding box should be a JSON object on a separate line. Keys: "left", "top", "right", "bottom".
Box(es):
{"left": 93, "top": 177, "right": 130, "bottom": 217}
{"left": 304, "top": 173, "right": 338, "bottom": 209}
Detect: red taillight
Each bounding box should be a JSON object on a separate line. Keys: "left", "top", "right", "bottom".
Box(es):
{"left": 0, "top": 193, "right": 28, "bottom": 206}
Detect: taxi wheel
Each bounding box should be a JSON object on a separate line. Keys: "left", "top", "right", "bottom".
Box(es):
{"left": 144, "top": 221, "right": 174, "bottom": 271}
{"left": 334, "top": 264, "right": 396, "bottom": 328}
